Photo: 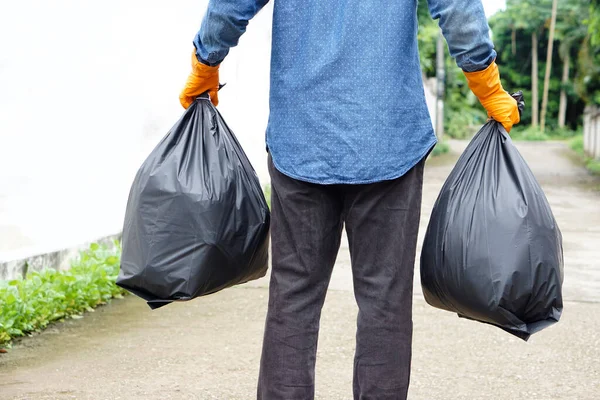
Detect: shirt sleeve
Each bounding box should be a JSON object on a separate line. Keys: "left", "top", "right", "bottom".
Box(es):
{"left": 426, "top": 0, "right": 496, "bottom": 72}
{"left": 193, "top": 0, "right": 270, "bottom": 66}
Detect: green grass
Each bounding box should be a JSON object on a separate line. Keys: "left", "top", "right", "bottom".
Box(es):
{"left": 510, "top": 126, "right": 581, "bottom": 141}
{"left": 588, "top": 160, "right": 600, "bottom": 175}
{"left": 570, "top": 135, "right": 585, "bottom": 154}
{"left": 0, "top": 242, "right": 126, "bottom": 347}
{"left": 510, "top": 127, "right": 550, "bottom": 141}
{"left": 569, "top": 135, "right": 600, "bottom": 176}
{"left": 263, "top": 184, "right": 271, "bottom": 209}
{"left": 431, "top": 140, "right": 450, "bottom": 157}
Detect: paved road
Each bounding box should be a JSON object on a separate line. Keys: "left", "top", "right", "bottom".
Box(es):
{"left": 1, "top": 140, "right": 599, "bottom": 399}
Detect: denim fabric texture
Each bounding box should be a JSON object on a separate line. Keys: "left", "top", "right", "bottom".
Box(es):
{"left": 194, "top": 0, "right": 495, "bottom": 184}
{"left": 257, "top": 154, "right": 425, "bottom": 399}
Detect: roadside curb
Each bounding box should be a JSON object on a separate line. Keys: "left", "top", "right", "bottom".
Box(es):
{"left": 0, "top": 233, "right": 122, "bottom": 281}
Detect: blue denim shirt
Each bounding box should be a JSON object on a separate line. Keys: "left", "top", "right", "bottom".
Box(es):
{"left": 194, "top": 0, "right": 495, "bottom": 184}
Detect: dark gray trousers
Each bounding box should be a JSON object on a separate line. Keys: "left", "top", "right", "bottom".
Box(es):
{"left": 258, "top": 155, "right": 425, "bottom": 400}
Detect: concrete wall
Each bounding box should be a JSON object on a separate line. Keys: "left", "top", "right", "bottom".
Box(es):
{"left": 0, "top": 234, "right": 121, "bottom": 281}
{"left": 0, "top": 1, "right": 437, "bottom": 279}
{"left": 583, "top": 106, "right": 600, "bottom": 160}
{"left": 0, "top": 1, "right": 273, "bottom": 264}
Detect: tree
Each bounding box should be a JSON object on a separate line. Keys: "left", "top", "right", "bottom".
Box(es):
{"left": 540, "top": 0, "right": 559, "bottom": 132}
{"left": 420, "top": 0, "right": 597, "bottom": 135}
{"left": 555, "top": 1, "right": 588, "bottom": 127}
{"left": 575, "top": 36, "right": 600, "bottom": 106}
{"left": 557, "top": 48, "right": 570, "bottom": 128}
{"left": 500, "top": 0, "right": 552, "bottom": 128}
{"left": 588, "top": 0, "right": 600, "bottom": 47}
{"left": 532, "top": 30, "right": 540, "bottom": 127}
{"left": 490, "top": 0, "right": 589, "bottom": 131}
{"left": 572, "top": 2, "right": 600, "bottom": 106}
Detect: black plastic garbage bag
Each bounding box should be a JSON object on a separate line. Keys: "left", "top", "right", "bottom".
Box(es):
{"left": 117, "top": 94, "right": 270, "bottom": 309}
{"left": 420, "top": 120, "right": 563, "bottom": 340}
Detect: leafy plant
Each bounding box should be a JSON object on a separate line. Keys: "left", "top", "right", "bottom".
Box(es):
{"left": 510, "top": 126, "right": 550, "bottom": 141}
{"left": 569, "top": 134, "right": 600, "bottom": 175}
{"left": 263, "top": 184, "right": 271, "bottom": 209}
{"left": 509, "top": 124, "right": 580, "bottom": 141}
{"left": 0, "top": 242, "right": 126, "bottom": 347}
{"left": 547, "top": 126, "right": 581, "bottom": 139}
{"left": 570, "top": 134, "right": 584, "bottom": 153}
{"left": 431, "top": 140, "right": 450, "bottom": 156}
{"left": 587, "top": 158, "right": 600, "bottom": 175}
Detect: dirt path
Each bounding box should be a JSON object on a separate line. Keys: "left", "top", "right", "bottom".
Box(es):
{"left": 1, "top": 140, "right": 599, "bottom": 400}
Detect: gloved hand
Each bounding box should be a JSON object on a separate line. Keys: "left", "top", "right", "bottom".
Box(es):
{"left": 463, "top": 61, "right": 520, "bottom": 133}
{"left": 179, "top": 50, "right": 220, "bottom": 109}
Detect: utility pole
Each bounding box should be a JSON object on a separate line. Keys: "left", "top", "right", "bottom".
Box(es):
{"left": 435, "top": 29, "right": 445, "bottom": 139}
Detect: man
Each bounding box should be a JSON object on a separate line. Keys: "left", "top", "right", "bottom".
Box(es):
{"left": 180, "top": 0, "right": 519, "bottom": 399}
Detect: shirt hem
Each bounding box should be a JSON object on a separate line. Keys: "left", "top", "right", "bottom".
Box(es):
{"left": 268, "top": 137, "right": 438, "bottom": 185}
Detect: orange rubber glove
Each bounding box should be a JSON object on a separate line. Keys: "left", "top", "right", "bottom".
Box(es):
{"left": 179, "top": 51, "right": 220, "bottom": 109}
{"left": 464, "top": 61, "right": 520, "bottom": 133}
